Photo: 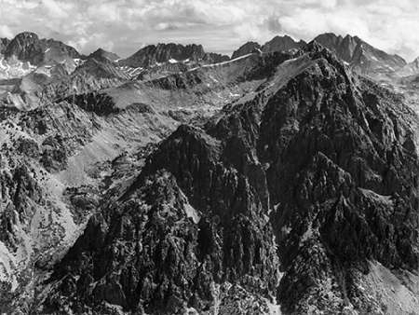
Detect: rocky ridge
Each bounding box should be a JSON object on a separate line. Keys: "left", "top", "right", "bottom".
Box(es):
{"left": 35, "top": 43, "right": 419, "bottom": 314}
{"left": 3, "top": 32, "right": 81, "bottom": 66}
{"left": 0, "top": 31, "right": 418, "bottom": 315}
{"left": 118, "top": 43, "right": 229, "bottom": 69}
{"left": 231, "top": 35, "right": 305, "bottom": 60}
{"left": 314, "top": 33, "right": 407, "bottom": 76}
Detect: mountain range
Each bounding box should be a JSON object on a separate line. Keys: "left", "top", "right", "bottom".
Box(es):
{"left": 1, "top": 31, "right": 418, "bottom": 82}
{"left": 0, "top": 31, "right": 418, "bottom": 314}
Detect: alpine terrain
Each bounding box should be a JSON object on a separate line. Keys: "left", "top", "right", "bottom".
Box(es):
{"left": 0, "top": 30, "right": 418, "bottom": 315}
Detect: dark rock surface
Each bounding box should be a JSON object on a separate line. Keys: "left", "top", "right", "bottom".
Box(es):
{"left": 63, "top": 92, "right": 119, "bottom": 116}
{"left": 0, "top": 38, "right": 10, "bottom": 54}
{"left": 39, "top": 43, "right": 419, "bottom": 314}
{"left": 40, "top": 135, "right": 68, "bottom": 172}
{"left": 43, "top": 124, "right": 280, "bottom": 313}
{"left": 0, "top": 163, "right": 42, "bottom": 250}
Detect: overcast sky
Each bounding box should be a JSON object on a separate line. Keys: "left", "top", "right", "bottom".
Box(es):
{"left": 0, "top": 0, "right": 418, "bottom": 61}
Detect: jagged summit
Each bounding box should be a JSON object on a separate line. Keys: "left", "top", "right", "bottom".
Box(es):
{"left": 262, "top": 34, "right": 306, "bottom": 53}
{"left": 314, "top": 32, "right": 406, "bottom": 75}
{"left": 119, "top": 43, "right": 217, "bottom": 68}
{"left": 231, "top": 35, "right": 305, "bottom": 59}
{"left": 230, "top": 32, "right": 409, "bottom": 79}
{"left": 2, "top": 31, "right": 80, "bottom": 66}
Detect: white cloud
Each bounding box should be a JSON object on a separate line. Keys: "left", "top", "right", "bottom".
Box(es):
{"left": 0, "top": 0, "right": 418, "bottom": 60}
{"left": 0, "top": 25, "right": 13, "bottom": 38}
{"left": 41, "top": 0, "right": 69, "bottom": 19}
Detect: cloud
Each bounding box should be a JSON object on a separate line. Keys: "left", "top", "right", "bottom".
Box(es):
{"left": 0, "top": 25, "right": 13, "bottom": 38}
{"left": 0, "top": 0, "right": 418, "bottom": 60}
{"left": 41, "top": 0, "right": 70, "bottom": 19}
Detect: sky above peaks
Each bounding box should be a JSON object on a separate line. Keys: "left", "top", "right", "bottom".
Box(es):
{"left": 0, "top": 0, "right": 418, "bottom": 61}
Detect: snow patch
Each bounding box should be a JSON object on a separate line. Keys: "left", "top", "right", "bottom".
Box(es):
{"left": 179, "top": 190, "right": 200, "bottom": 223}
{"left": 359, "top": 188, "right": 393, "bottom": 205}
{"left": 188, "top": 53, "right": 254, "bottom": 72}
{"left": 267, "top": 300, "right": 282, "bottom": 315}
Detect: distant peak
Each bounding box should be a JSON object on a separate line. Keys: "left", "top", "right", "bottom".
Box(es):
{"left": 262, "top": 34, "right": 305, "bottom": 53}
{"left": 240, "top": 41, "right": 261, "bottom": 47}
{"left": 268, "top": 34, "right": 297, "bottom": 42}
{"left": 95, "top": 48, "right": 106, "bottom": 53}
{"left": 272, "top": 34, "right": 292, "bottom": 39}
{"left": 14, "top": 32, "right": 40, "bottom": 40}
{"left": 318, "top": 32, "right": 339, "bottom": 38}
{"left": 231, "top": 41, "right": 261, "bottom": 59}
{"left": 119, "top": 41, "right": 210, "bottom": 68}
{"left": 88, "top": 48, "right": 120, "bottom": 62}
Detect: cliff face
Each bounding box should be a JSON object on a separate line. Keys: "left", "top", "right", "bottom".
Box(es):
{"left": 39, "top": 43, "right": 419, "bottom": 314}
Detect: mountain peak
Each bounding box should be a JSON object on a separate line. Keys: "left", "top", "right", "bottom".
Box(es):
{"left": 314, "top": 32, "right": 406, "bottom": 75}
{"left": 231, "top": 41, "right": 261, "bottom": 59}
{"left": 88, "top": 48, "right": 120, "bottom": 62}
{"left": 119, "top": 42, "right": 210, "bottom": 68}
{"left": 262, "top": 34, "right": 305, "bottom": 53}
{"left": 3, "top": 31, "right": 80, "bottom": 66}
{"left": 231, "top": 35, "right": 306, "bottom": 59}
{"left": 14, "top": 31, "right": 39, "bottom": 40}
